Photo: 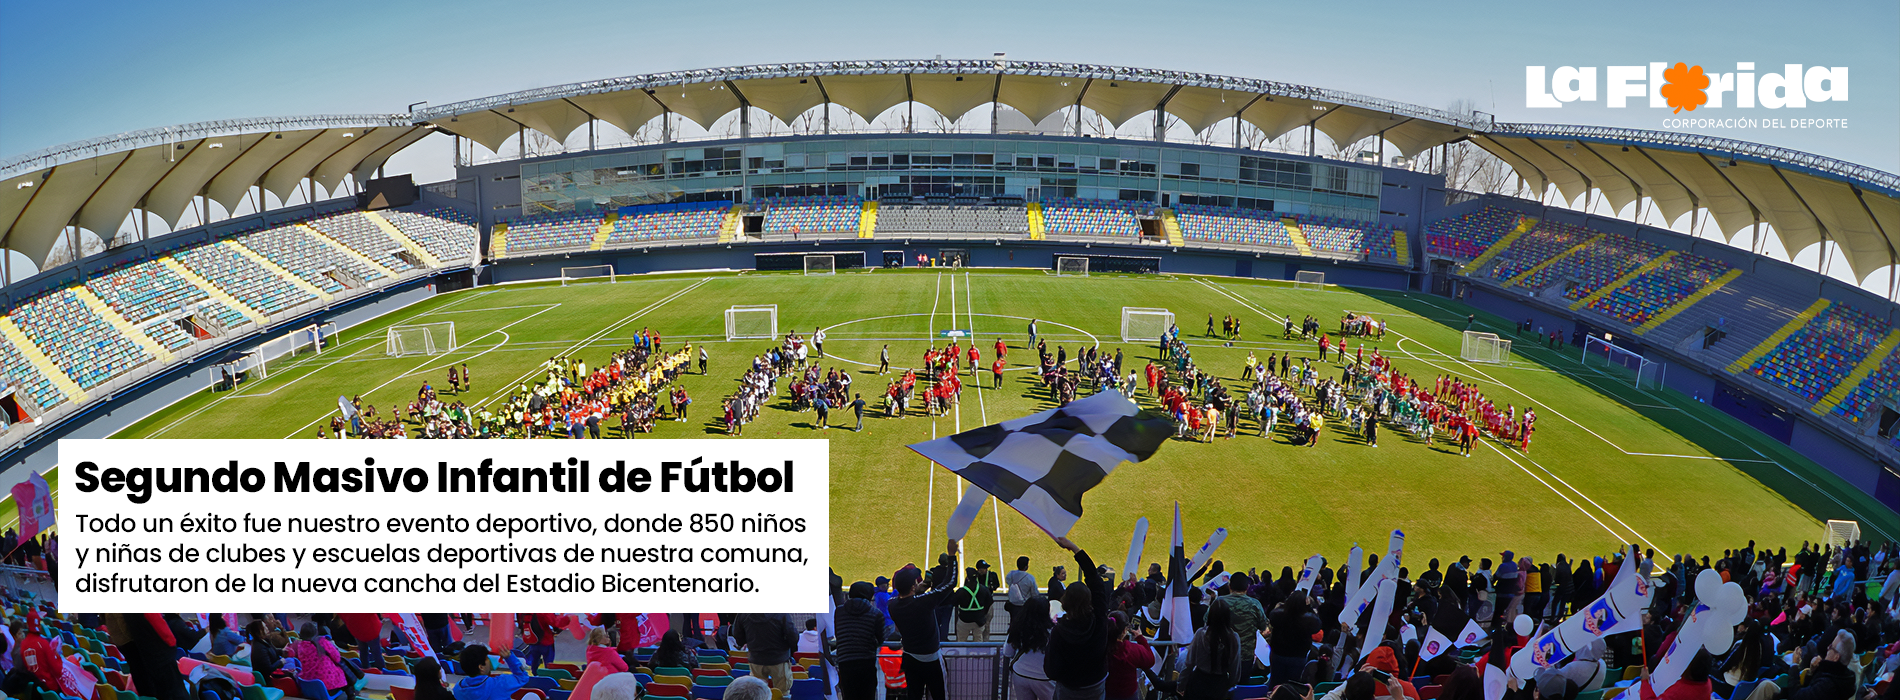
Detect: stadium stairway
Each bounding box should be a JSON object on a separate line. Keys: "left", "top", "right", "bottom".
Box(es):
{"left": 364, "top": 212, "right": 443, "bottom": 267}
{"left": 0, "top": 319, "right": 85, "bottom": 404}
{"left": 1726, "top": 298, "right": 1832, "bottom": 373}
{"left": 1814, "top": 330, "right": 1900, "bottom": 415}
{"left": 588, "top": 214, "right": 615, "bottom": 251}
{"left": 858, "top": 201, "right": 878, "bottom": 238}
{"left": 1460, "top": 215, "right": 1538, "bottom": 274}
{"left": 1639, "top": 268, "right": 1742, "bottom": 333}
{"left": 224, "top": 241, "right": 334, "bottom": 303}
{"left": 296, "top": 224, "right": 399, "bottom": 279}
{"left": 717, "top": 206, "right": 742, "bottom": 244}
{"left": 1027, "top": 203, "right": 1047, "bottom": 240}
{"left": 1161, "top": 208, "right": 1184, "bottom": 246}
{"left": 1281, "top": 218, "right": 1315, "bottom": 256}
{"left": 71, "top": 287, "right": 175, "bottom": 364}
{"left": 1393, "top": 229, "right": 1410, "bottom": 266}
{"left": 491, "top": 223, "right": 510, "bottom": 258}
{"left": 1506, "top": 233, "right": 1601, "bottom": 287}
{"left": 1570, "top": 251, "right": 1678, "bottom": 310}
{"left": 158, "top": 257, "right": 269, "bottom": 325}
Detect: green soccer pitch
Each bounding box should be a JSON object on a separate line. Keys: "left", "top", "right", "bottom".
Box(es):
{"left": 112, "top": 268, "right": 1899, "bottom": 582}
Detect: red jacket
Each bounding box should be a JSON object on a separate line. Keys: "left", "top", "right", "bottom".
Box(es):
{"left": 18, "top": 633, "right": 62, "bottom": 690}
{"left": 1639, "top": 678, "right": 1711, "bottom": 700}
{"left": 586, "top": 645, "right": 629, "bottom": 674}
{"left": 1106, "top": 640, "right": 1156, "bottom": 699}
{"left": 338, "top": 615, "right": 383, "bottom": 645}
{"left": 522, "top": 614, "right": 569, "bottom": 646}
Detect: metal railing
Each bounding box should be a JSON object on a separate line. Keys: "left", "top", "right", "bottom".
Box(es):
{"left": 1489, "top": 122, "right": 1900, "bottom": 195}
{"left": 0, "top": 114, "right": 414, "bottom": 180}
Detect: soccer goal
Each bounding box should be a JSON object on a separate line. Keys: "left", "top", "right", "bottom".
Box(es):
{"left": 1056, "top": 256, "right": 1090, "bottom": 277}
{"left": 1460, "top": 331, "right": 1512, "bottom": 364}
{"left": 291, "top": 322, "right": 340, "bottom": 356}
{"left": 1825, "top": 520, "right": 1861, "bottom": 548}
{"left": 1122, "top": 307, "right": 1175, "bottom": 343}
{"left": 1583, "top": 335, "right": 1665, "bottom": 390}
{"left": 726, "top": 304, "right": 779, "bottom": 340}
{"left": 803, "top": 255, "right": 836, "bottom": 276}
{"left": 560, "top": 265, "right": 616, "bottom": 286}
{"left": 1294, "top": 270, "right": 1326, "bottom": 291}
{"left": 386, "top": 321, "right": 457, "bottom": 357}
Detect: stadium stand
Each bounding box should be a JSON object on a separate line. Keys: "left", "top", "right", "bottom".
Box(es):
{"left": 756, "top": 196, "right": 862, "bottom": 235}
{"left": 84, "top": 260, "right": 249, "bottom": 351}
{"left": 1174, "top": 204, "right": 1296, "bottom": 249}
{"left": 8, "top": 289, "right": 153, "bottom": 391}
{"left": 1295, "top": 214, "right": 1397, "bottom": 262}
{"left": 306, "top": 213, "right": 422, "bottom": 273}
{"left": 235, "top": 224, "right": 383, "bottom": 294}
{"left": 1040, "top": 198, "right": 1146, "bottom": 238}
{"left": 0, "top": 337, "right": 65, "bottom": 411}
{"left": 1489, "top": 221, "right": 1594, "bottom": 285}
{"left": 502, "top": 211, "right": 604, "bottom": 253}
{"left": 1747, "top": 302, "right": 1891, "bottom": 404}
{"left": 872, "top": 204, "right": 1030, "bottom": 235}
{"left": 382, "top": 208, "right": 480, "bottom": 263}
{"left": 1833, "top": 348, "right": 1900, "bottom": 423}
{"left": 174, "top": 243, "right": 320, "bottom": 316}
{"left": 1425, "top": 206, "right": 1523, "bottom": 259}
{"left": 1584, "top": 252, "right": 1734, "bottom": 327}
{"left": 605, "top": 201, "right": 729, "bottom": 246}
{"left": 1535, "top": 232, "right": 1666, "bottom": 299}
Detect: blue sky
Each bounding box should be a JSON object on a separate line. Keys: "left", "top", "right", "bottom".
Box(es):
{"left": 4, "top": 0, "right": 1894, "bottom": 176}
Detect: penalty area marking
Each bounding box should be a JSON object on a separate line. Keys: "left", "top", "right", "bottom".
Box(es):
{"left": 816, "top": 312, "right": 1099, "bottom": 372}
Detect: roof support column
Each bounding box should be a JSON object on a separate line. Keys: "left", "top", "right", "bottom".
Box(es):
{"left": 518, "top": 124, "right": 526, "bottom": 160}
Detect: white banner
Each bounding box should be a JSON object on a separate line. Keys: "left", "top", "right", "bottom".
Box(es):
{"left": 58, "top": 439, "right": 830, "bottom": 613}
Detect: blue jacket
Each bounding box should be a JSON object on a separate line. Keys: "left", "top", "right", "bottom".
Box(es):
{"left": 452, "top": 655, "right": 528, "bottom": 700}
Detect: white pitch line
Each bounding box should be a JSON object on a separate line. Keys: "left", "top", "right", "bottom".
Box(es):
{"left": 924, "top": 272, "right": 944, "bottom": 564}
{"left": 968, "top": 271, "right": 1003, "bottom": 569}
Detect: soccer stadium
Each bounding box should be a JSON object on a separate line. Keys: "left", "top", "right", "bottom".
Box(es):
{"left": 3, "top": 14, "right": 1900, "bottom": 700}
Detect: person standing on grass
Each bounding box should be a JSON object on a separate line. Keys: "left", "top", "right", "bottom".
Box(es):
{"left": 996, "top": 337, "right": 1008, "bottom": 363}
{"left": 815, "top": 327, "right": 827, "bottom": 358}
{"left": 1028, "top": 319, "right": 1039, "bottom": 349}
{"left": 814, "top": 392, "right": 830, "bottom": 429}
{"left": 698, "top": 346, "right": 708, "bottom": 374}
{"left": 879, "top": 345, "right": 890, "bottom": 374}
{"left": 852, "top": 393, "right": 866, "bottom": 431}
{"left": 1364, "top": 409, "right": 1378, "bottom": 447}
{"left": 1207, "top": 313, "right": 1216, "bottom": 337}
{"left": 993, "top": 357, "right": 1007, "bottom": 389}
{"left": 967, "top": 343, "right": 980, "bottom": 376}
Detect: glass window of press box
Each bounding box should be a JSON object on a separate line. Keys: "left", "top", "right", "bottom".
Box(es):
{"left": 517, "top": 136, "right": 1381, "bottom": 221}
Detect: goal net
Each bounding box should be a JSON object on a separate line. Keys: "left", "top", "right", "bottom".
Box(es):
{"left": 726, "top": 304, "right": 779, "bottom": 340}
{"left": 291, "top": 322, "right": 340, "bottom": 356}
{"left": 561, "top": 265, "right": 615, "bottom": 286}
{"left": 386, "top": 321, "right": 457, "bottom": 357}
{"left": 1460, "top": 331, "right": 1511, "bottom": 364}
{"left": 1122, "top": 307, "right": 1174, "bottom": 343}
{"left": 1583, "top": 335, "right": 1665, "bottom": 390}
{"left": 804, "top": 255, "right": 836, "bottom": 276}
{"left": 1825, "top": 520, "right": 1860, "bottom": 548}
{"left": 1056, "top": 257, "right": 1090, "bottom": 277}
{"left": 1294, "top": 270, "right": 1326, "bottom": 290}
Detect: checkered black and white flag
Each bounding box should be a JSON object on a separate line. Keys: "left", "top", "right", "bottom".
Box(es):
{"left": 908, "top": 389, "right": 1174, "bottom": 537}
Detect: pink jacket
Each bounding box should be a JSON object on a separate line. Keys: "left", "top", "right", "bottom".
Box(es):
{"left": 289, "top": 637, "right": 349, "bottom": 690}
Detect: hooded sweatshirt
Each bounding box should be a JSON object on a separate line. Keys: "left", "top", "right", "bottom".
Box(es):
{"left": 453, "top": 654, "right": 529, "bottom": 700}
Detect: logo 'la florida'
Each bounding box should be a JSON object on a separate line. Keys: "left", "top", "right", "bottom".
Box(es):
{"left": 1527, "top": 63, "right": 1846, "bottom": 109}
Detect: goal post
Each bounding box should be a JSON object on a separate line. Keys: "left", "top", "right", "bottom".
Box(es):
{"left": 560, "top": 265, "right": 616, "bottom": 286}
{"left": 1825, "top": 520, "right": 1860, "bottom": 548}
{"left": 1583, "top": 335, "right": 1665, "bottom": 390}
{"left": 1294, "top": 270, "right": 1326, "bottom": 290}
{"left": 291, "top": 322, "right": 340, "bottom": 356}
{"left": 386, "top": 321, "right": 457, "bottom": 357}
{"left": 803, "top": 255, "right": 836, "bottom": 276}
{"left": 1460, "top": 330, "right": 1511, "bottom": 364}
{"left": 1122, "top": 307, "right": 1175, "bottom": 343}
{"left": 1056, "top": 256, "right": 1090, "bottom": 277}
{"left": 726, "top": 304, "right": 779, "bottom": 340}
